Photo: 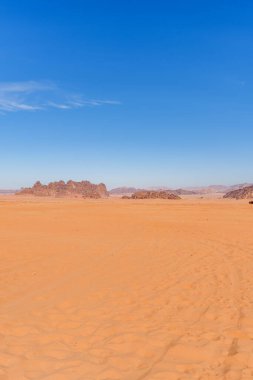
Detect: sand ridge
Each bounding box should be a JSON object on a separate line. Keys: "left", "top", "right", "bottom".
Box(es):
{"left": 0, "top": 197, "right": 253, "bottom": 379}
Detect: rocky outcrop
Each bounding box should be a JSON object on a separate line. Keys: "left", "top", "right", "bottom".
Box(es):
{"left": 124, "top": 190, "right": 181, "bottom": 200}
{"left": 223, "top": 185, "right": 253, "bottom": 200}
{"left": 16, "top": 180, "right": 109, "bottom": 198}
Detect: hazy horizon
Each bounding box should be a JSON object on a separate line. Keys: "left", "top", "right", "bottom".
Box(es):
{"left": 1, "top": 179, "right": 252, "bottom": 192}
{"left": 1, "top": 1, "right": 253, "bottom": 188}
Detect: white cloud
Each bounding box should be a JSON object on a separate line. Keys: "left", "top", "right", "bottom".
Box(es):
{"left": 0, "top": 81, "right": 120, "bottom": 113}
{"left": 0, "top": 81, "right": 55, "bottom": 93}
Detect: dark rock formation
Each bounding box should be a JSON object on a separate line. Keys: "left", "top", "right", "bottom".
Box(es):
{"left": 16, "top": 180, "right": 109, "bottom": 198}
{"left": 223, "top": 185, "right": 253, "bottom": 200}
{"left": 124, "top": 190, "right": 181, "bottom": 200}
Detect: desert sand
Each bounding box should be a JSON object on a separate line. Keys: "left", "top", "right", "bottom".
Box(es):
{"left": 0, "top": 196, "right": 253, "bottom": 380}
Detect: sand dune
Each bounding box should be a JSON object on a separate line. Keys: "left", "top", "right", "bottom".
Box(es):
{"left": 0, "top": 197, "right": 253, "bottom": 379}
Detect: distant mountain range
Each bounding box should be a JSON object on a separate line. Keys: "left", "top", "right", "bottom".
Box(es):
{"left": 0, "top": 190, "right": 17, "bottom": 194}
{"left": 109, "top": 187, "right": 196, "bottom": 196}
{"left": 109, "top": 183, "right": 253, "bottom": 196}
{"left": 1, "top": 182, "right": 252, "bottom": 198}
{"left": 109, "top": 187, "right": 146, "bottom": 195}
{"left": 184, "top": 183, "right": 253, "bottom": 194}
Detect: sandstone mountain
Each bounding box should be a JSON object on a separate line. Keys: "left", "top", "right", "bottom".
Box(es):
{"left": 123, "top": 190, "right": 181, "bottom": 200}
{"left": 223, "top": 185, "right": 253, "bottom": 200}
{"left": 16, "top": 180, "right": 109, "bottom": 198}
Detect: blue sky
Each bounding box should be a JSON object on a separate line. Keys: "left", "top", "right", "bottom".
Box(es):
{"left": 0, "top": 1, "right": 252, "bottom": 189}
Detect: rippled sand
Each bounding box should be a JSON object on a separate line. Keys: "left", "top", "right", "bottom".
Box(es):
{"left": 0, "top": 197, "right": 253, "bottom": 379}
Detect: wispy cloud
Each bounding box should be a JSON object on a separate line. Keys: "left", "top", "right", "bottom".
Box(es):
{"left": 0, "top": 81, "right": 120, "bottom": 114}
{"left": 0, "top": 81, "right": 55, "bottom": 93}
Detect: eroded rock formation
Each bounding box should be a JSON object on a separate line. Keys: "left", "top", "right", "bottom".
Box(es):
{"left": 123, "top": 190, "right": 181, "bottom": 200}
{"left": 16, "top": 180, "right": 109, "bottom": 198}
{"left": 223, "top": 185, "right": 253, "bottom": 200}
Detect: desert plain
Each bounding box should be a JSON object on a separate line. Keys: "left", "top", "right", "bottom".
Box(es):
{"left": 0, "top": 196, "right": 253, "bottom": 380}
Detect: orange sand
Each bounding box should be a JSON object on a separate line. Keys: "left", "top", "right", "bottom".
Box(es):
{"left": 0, "top": 197, "right": 253, "bottom": 379}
